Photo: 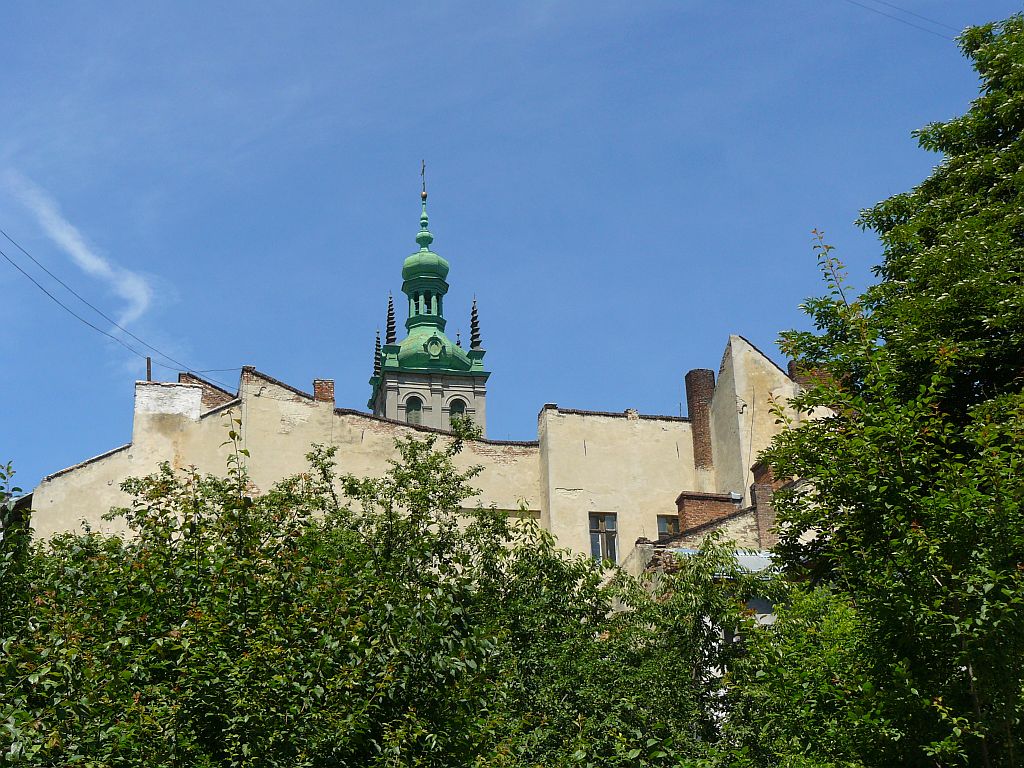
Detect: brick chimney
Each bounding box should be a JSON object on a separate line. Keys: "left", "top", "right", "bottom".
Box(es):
{"left": 675, "top": 490, "right": 741, "bottom": 531}
{"left": 313, "top": 379, "right": 335, "bottom": 405}
{"left": 685, "top": 368, "right": 715, "bottom": 471}
{"left": 751, "top": 482, "right": 778, "bottom": 549}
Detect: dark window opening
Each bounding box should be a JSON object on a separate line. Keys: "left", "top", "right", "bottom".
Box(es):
{"left": 657, "top": 514, "right": 680, "bottom": 538}
{"left": 589, "top": 512, "right": 617, "bottom": 562}
{"left": 449, "top": 399, "right": 466, "bottom": 424}
{"left": 406, "top": 395, "right": 423, "bottom": 425}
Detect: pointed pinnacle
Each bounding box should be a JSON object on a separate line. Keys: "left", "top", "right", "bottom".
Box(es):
{"left": 470, "top": 299, "right": 482, "bottom": 350}
{"left": 374, "top": 329, "right": 382, "bottom": 377}
{"left": 386, "top": 293, "right": 397, "bottom": 344}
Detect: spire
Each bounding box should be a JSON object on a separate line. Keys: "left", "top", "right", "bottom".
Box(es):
{"left": 373, "top": 329, "right": 382, "bottom": 377}
{"left": 386, "top": 292, "right": 396, "bottom": 344}
{"left": 470, "top": 298, "right": 482, "bottom": 350}
{"left": 416, "top": 160, "right": 433, "bottom": 249}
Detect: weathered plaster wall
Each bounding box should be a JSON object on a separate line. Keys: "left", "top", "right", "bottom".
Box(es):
{"left": 33, "top": 373, "right": 537, "bottom": 540}
{"left": 33, "top": 382, "right": 243, "bottom": 538}
{"left": 30, "top": 335, "right": 800, "bottom": 561}
{"left": 538, "top": 406, "right": 695, "bottom": 562}
{"left": 711, "top": 336, "right": 799, "bottom": 505}
{"left": 710, "top": 341, "right": 743, "bottom": 498}
{"left": 31, "top": 446, "right": 135, "bottom": 538}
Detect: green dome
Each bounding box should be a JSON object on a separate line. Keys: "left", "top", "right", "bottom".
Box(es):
{"left": 396, "top": 327, "right": 471, "bottom": 371}
{"left": 402, "top": 248, "right": 450, "bottom": 281}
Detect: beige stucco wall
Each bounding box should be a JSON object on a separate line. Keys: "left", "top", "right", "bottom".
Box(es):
{"left": 538, "top": 407, "right": 695, "bottom": 562}
{"left": 32, "top": 383, "right": 245, "bottom": 539}
{"left": 710, "top": 336, "right": 799, "bottom": 505}
{"left": 30, "top": 336, "right": 800, "bottom": 561}
{"left": 31, "top": 446, "right": 136, "bottom": 539}
{"left": 32, "top": 374, "right": 540, "bottom": 541}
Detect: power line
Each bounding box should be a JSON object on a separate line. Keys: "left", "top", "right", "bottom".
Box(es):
{"left": 868, "top": 0, "right": 960, "bottom": 33}
{"left": 0, "top": 231, "right": 237, "bottom": 392}
{"left": 1, "top": 227, "right": 195, "bottom": 374}
{"left": 839, "top": 0, "right": 955, "bottom": 41}
{"left": 1, "top": 245, "right": 151, "bottom": 360}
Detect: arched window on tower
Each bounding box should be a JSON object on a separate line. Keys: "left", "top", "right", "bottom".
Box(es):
{"left": 448, "top": 398, "right": 466, "bottom": 428}
{"left": 405, "top": 396, "right": 423, "bottom": 426}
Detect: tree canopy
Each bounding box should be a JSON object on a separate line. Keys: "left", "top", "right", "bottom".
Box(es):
{"left": 756, "top": 15, "right": 1024, "bottom": 767}
{"left": 858, "top": 15, "right": 1024, "bottom": 414}
{"left": 1, "top": 428, "right": 762, "bottom": 767}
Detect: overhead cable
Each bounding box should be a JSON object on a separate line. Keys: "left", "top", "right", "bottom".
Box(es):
{"left": 0, "top": 230, "right": 236, "bottom": 392}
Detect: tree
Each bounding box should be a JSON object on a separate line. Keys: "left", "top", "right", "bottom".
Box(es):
{"left": 858, "top": 15, "right": 1024, "bottom": 416}
{"left": 761, "top": 15, "right": 1024, "bottom": 765}
{"left": 1, "top": 427, "right": 762, "bottom": 767}
{"left": 0, "top": 462, "right": 29, "bottom": 640}
{"left": 745, "top": 16, "right": 1024, "bottom": 765}
{"left": 756, "top": 16, "right": 1024, "bottom": 765}
{"left": 723, "top": 586, "right": 898, "bottom": 768}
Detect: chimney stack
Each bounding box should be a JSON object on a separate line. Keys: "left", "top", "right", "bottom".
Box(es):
{"left": 751, "top": 482, "right": 778, "bottom": 549}
{"left": 685, "top": 368, "right": 715, "bottom": 471}
{"left": 313, "top": 379, "right": 335, "bottom": 406}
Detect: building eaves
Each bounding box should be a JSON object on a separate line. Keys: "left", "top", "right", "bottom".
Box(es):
{"left": 539, "top": 404, "right": 689, "bottom": 423}
{"left": 179, "top": 371, "right": 237, "bottom": 398}
{"left": 333, "top": 406, "right": 538, "bottom": 447}
{"left": 242, "top": 366, "right": 315, "bottom": 400}
{"left": 734, "top": 334, "right": 790, "bottom": 378}
{"left": 200, "top": 398, "right": 242, "bottom": 418}
{"left": 42, "top": 443, "right": 131, "bottom": 482}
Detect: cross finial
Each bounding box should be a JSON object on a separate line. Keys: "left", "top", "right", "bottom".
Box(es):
{"left": 416, "top": 161, "right": 432, "bottom": 247}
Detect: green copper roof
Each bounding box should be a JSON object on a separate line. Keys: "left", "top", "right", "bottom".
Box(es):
{"left": 402, "top": 193, "right": 449, "bottom": 281}
{"left": 395, "top": 326, "right": 472, "bottom": 371}
{"left": 368, "top": 185, "right": 489, "bottom": 409}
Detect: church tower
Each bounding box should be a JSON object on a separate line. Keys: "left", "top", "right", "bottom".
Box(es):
{"left": 368, "top": 185, "right": 489, "bottom": 434}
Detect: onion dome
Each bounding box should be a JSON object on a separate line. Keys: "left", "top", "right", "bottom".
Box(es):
{"left": 401, "top": 190, "right": 450, "bottom": 281}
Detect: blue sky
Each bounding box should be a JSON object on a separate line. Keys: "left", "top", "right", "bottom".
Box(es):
{"left": 1, "top": 1, "right": 1019, "bottom": 490}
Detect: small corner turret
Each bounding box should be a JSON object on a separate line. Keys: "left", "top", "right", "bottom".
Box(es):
{"left": 368, "top": 174, "right": 489, "bottom": 435}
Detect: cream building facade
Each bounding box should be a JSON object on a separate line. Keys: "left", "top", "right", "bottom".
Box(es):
{"left": 29, "top": 335, "right": 801, "bottom": 561}
{"left": 27, "top": 193, "right": 805, "bottom": 562}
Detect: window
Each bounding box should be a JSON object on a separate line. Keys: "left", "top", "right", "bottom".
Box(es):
{"left": 448, "top": 398, "right": 466, "bottom": 426}
{"left": 405, "top": 395, "right": 423, "bottom": 425}
{"left": 657, "top": 514, "right": 680, "bottom": 538}
{"left": 589, "top": 512, "right": 617, "bottom": 562}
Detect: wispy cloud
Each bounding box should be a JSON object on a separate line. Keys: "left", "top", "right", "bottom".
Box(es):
{"left": 6, "top": 171, "right": 153, "bottom": 325}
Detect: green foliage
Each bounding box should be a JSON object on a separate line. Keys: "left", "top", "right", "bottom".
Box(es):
{"left": 765, "top": 245, "right": 1024, "bottom": 764}
{"left": 0, "top": 463, "right": 30, "bottom": 639}
{"left": 0, "top": 431, "right": 760, "bottom": 767}
{"left": 479, "top": 531, "right": 767, "bottom": 768}
{"left": 857, "top": 14, "right": 1024, "bottom": 414}
{"left": 723, "top": 586, "right": 899, "bottom": 768}
{"left": 757, "top": 18, "right": 1024, "bottom": 765}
